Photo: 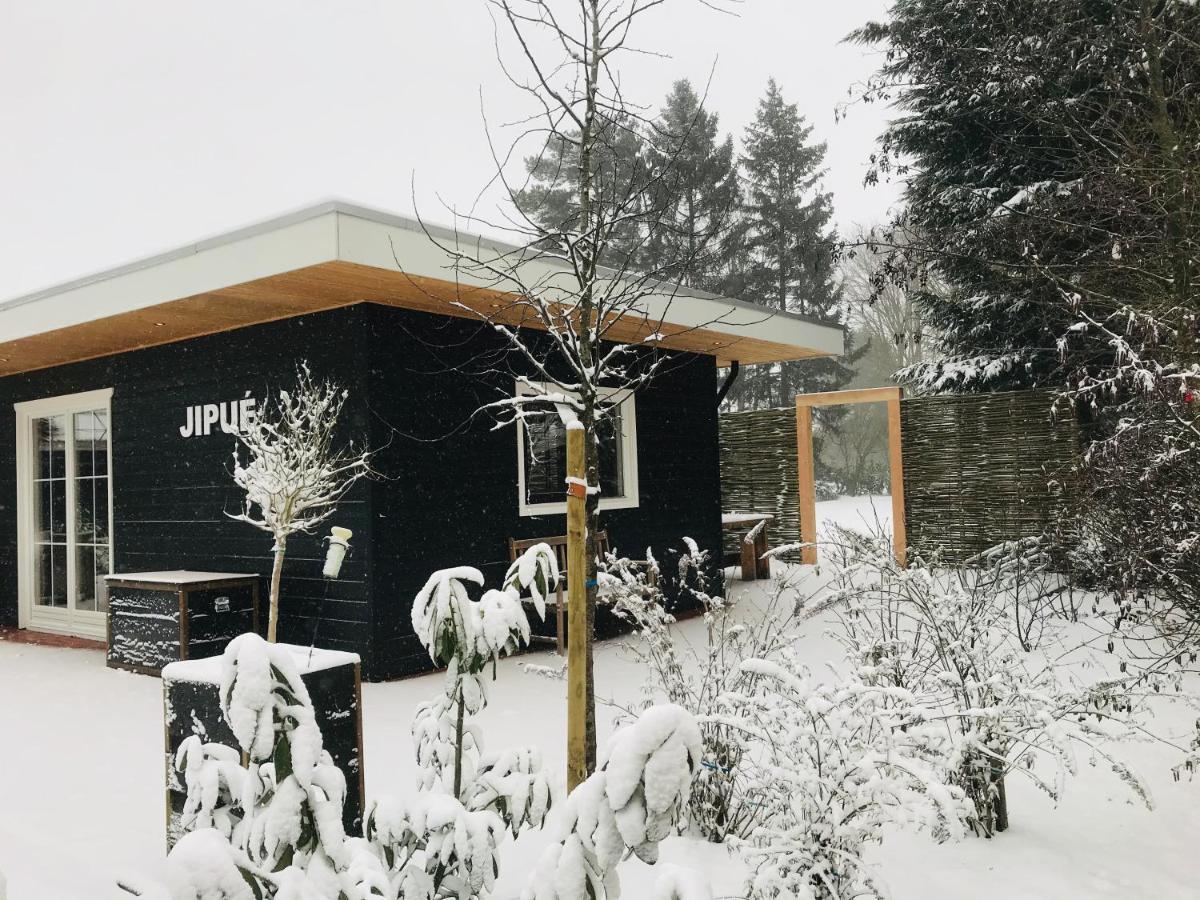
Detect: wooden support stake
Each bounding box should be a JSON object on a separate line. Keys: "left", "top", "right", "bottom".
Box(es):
{"left": 565, "top": 426, "right": 589, "bottom": 792}
{"left": 795, "top": 402, "right": 817, "bottom": 565}
{"left": 887, "top": 395, "right": 908, "bottom": 567}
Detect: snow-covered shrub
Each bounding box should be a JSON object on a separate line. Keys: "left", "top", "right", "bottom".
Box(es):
{"left": 229, "top": 364, "right": 373, "bottom": 643}
{"left": 602, "top": 540, "right": 806, "bottom": 841}
{"left": 813, "top": 479, "right": 842, "bottom": 503}
{"left": 410, "top": 548, "right": 554, "bottom": 804}
{"left": 725, "top": 653, "right": 972, "bottom": 900}
{"left": 138, "top": 544, "right": 704, "bottom": 900}
{"left": 168, "top": 633, "right": 355, "bottom": 897}
{"left": 818, "top": 530, "right": 1159, "bottom": 836}
{"left": 522, "top": 704, "right": 703, "bottom": 900}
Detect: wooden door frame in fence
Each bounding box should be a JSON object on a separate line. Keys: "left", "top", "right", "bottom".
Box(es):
{"left": 795, "top": 387, "right": 907, "bottom": 566}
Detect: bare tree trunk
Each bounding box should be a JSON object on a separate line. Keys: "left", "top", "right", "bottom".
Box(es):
{"left": 584, "top": 427, "right": 601, "bottom": 772}
{"left": 576, "top": 0, "right": 602, "bottom": 776}
{"left": 267, "top": 538, "right": 286, "bottom": 643}
{"left": 1139, "top": 0, "right": 1195, "bottom": 374}
{"left": 992, "top": 761, "right": 1009, "bottom": 833}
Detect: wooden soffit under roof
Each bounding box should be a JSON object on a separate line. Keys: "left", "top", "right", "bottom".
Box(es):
{"left": 0, "top": 203, "right": 844, "bottom": 378}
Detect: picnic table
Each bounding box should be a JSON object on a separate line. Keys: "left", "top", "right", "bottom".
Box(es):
{"left": 722, "top": 512, "right": 773, "bottom": 581}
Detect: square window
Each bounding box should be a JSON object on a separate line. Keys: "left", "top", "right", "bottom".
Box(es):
{"left": 516, "top": 383, "right": 638, "bottom": 516}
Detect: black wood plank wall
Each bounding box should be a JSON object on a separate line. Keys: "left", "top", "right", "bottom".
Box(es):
{"left": 0, "top": 303, "right": 725, "bottom": 680}
{"left": 361, "top": 304, "right": 724, "bottom": 680}
{"left": 0, "top": 307, "right": 374, "bottom": 664}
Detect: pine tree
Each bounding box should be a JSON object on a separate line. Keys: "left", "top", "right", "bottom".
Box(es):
{"left": 724, "top": 79, "right": 856, "bottom": 414}
{"left": 516, "top": 114, "right": 650, "bottom": 269}
{"left": 850, "top": 1, "right": 1200, "bottom": 639}
{"left": 850, "top": 0, "right": 1200, "bottom": 396}
{"left": 641, "top": 80, "right": 742, "bottom": 291}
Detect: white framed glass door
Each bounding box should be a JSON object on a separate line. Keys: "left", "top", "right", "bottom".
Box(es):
{"left": 15, "top": 389, "right": 114, "bottom": 639}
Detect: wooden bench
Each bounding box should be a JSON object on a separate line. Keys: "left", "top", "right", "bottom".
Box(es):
{"left": 508, "top": 531, "right": 610, "bottom": 655}
{"left": 721, "top": 513, "right": 772, "bottom": 581}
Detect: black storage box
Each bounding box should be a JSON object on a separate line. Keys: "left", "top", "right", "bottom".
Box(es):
{"left": 105, "top": 571, "right": 259, "bottom": 675}
{"left": 162, "top": 647, "right": 365, "bottom": 848}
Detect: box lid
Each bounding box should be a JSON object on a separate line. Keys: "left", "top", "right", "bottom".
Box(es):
{"left": 163, "top": 643, "right": 360, "bottom": 684}
{"left": 105, "top": 570, "right": 258, "bottom": 586}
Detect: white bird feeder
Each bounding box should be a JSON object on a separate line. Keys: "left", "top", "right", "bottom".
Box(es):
{"left": 323, "top": 526, "right": 353, "bottom": 579}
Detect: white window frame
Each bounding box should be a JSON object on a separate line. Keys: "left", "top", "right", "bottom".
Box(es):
{"left": 515, "top": 381, "right": 640, "bottom": 517}
{"left": 14, "top": 388, "right": 115, "bottom": 640}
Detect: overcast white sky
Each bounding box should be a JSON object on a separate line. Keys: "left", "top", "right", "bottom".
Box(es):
{"left": 0, "top": 0, "right": 898, "bottom": 301}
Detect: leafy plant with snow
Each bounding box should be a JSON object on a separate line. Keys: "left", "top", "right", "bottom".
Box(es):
{"left": 229, "top": 364, "right": 373, "bottom": 643}
{"left": 724, "top": 652, "right": 973, "bottom": 900}
{"left": 408, "top": 546, "right": 557, "bottom": 819}
{"left": 167, "top": 633, "right": 358, "bottom": 897}
{"left": 522, "top": 704, "right": 704, "bottom": 900}
{"left": 602, "top": 540, "right": 807, "bottom": 841}
{"left": 818, "top": 530, "right": 1166, "bottom": 837}
{"left": 143, "top": 545, "right": 705, "bottom": 900}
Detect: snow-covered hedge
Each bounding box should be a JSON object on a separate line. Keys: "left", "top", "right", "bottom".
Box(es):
{"left": 818, "top": 530, "right": 1163, "bottom": 836}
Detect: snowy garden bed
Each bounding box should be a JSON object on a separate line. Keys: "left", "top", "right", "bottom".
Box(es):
{"left": 0, "top": 558, "right": 1197, "bottom": 899}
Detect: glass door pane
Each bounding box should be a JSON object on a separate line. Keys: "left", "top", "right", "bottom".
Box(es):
{"left": 32, "top": 415, "right": 68, "bottom": 608}
{"left": 73, "top": 410, "right": 111, "bottom": 613}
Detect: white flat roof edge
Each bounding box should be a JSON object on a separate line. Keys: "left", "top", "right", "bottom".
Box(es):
{"left": 0, "top": 200, "right": 844, "bottom": 356}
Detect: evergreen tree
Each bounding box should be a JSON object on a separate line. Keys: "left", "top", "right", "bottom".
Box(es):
{"left": 516, "top": 114, "right": 650, "bottom": 269}
{"left": 851, "top": 1, "right": 1200, "bottom": 633}
{"left": 724, "top": 79, "right": 856, "bottom": 412}
{"left": 850, "top": 0, "right": 1200, "bottom": 396}
{"left": 641, "top": 79, "right": 742, "bottom": 291}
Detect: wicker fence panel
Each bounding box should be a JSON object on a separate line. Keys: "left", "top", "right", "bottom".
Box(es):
{"left": 718, "top": 391, "right": 1081, "bottom": 565}
{"left": 900, "top": 391, "right": 1081, "bottom": 562}
{"left": 718, "top": 407, "right": 801, "bottom": 551}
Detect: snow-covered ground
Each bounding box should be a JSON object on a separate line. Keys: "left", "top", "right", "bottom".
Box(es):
{"left": 0, "top": 562, "right": 1197, "bottom": 899}
{"left": 817, "top": 494, "right": 893, "bottom": 539}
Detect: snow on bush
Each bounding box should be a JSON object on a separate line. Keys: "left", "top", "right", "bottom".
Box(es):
{"left": 817, "top": 529, "right": 1169, "bottom": 836}
{"left": 168, "top": 634, "right": 351, "bottom": 895}
{"left": 135, "top": 544, "right": 702, "bottom": 900}
{"left": 409, "top": 548, "right": 555, "bottom": 803}
{"left": 603, "top": 541, "right": 807, "bottom": 841}
{"left": 724, "top": 653, "right": 972, "bottom": 900}
{"left": 522, "top": 704, "right": 703, "bottom": 900}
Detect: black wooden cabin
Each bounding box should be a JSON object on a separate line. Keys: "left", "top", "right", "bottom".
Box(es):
{"left": 0, "top": 203, "right": 842, "bottom": 679}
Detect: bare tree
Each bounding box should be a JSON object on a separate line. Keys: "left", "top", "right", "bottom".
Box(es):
{"left": 410, "top": 0, "right": 738, "bottom": 775}
{"left": 840, "top": 225, "right": 941, "bottom": 378}
{"left": 229, "top": 365, "right": 373, "bottom": 643}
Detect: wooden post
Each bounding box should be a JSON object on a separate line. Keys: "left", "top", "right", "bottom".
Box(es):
{"left": 795, "top": 402, "right": 817, "bottom": 565}
{"left": 887, "top": 395, "right": 908, "bottom": 567}
{"left": 565, "top": 425, "right": 589, "bottom": 792}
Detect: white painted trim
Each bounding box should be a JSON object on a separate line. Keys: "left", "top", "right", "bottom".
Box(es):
{"left": 515, "top": 382, "right": 640, "bottom": 518}
{"left": 14, "top": 388, "right": 114, "bottom": 640}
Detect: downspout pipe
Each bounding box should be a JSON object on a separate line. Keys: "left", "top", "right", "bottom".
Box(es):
{"left": 716, "top": 360, "right": 741, "bottom": 407}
